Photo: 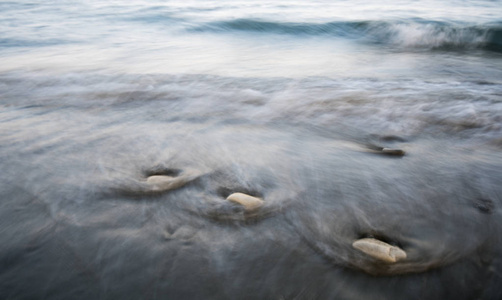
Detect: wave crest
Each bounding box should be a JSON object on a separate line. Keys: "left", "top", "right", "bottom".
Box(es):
{"left": 190, "top": 19, "right": 502, "bottom": 52}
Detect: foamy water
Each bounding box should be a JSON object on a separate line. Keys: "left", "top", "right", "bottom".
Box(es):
{"left": 1, "top": 1, "right": 502, "bottom": 299}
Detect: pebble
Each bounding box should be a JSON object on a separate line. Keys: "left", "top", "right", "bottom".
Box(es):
{"left": 226, "top": 192, "right": 264, "bottom": 211}
{"left": 145, "top": 175, "right": 188, "bottom": 191}
{"left": 381, "top": 148, "right": 406, "bottom": 156}
{"left": 352, "top": 238, "right": 407, "bottom": 263}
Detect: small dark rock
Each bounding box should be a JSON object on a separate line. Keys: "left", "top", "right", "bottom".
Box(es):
{"left": 381, "top": 148, "right": 406, "bottom": 156}
{"left": 475, "top": 198, "right": 494, "bottom": 214}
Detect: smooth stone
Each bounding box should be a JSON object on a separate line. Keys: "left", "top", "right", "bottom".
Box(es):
{"left": 145, "top": 175, "right": 188, "bottom": 191}
{"left": 226, "top": 193, "right": 264, "bottom": 211}
{"left": 146, "top": 175, "right": 174, "bottom": 184}
{"left": 364, "top": 143, "right": 406, "bottom": 156}
{"left": 352, "top": 238, "right": 407, "bottom": 263}
{"left": 381, "top": 148, "right": 406, "bottom": 156}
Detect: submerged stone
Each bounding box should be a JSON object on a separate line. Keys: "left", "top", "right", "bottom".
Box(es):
{"left": 146, "top": 175, "right": 175, "bottom": 185}
{"left": 226, "top": 192, "right": 264, "bottom": 211}
{"left": 145, "top": 175, "right": 189, "bottom": 192}
{"left": 381, "top": 148, "right": 406, "bottom": 156}
{"left": 364, "top": 143, "right": 406, "bottom": 156}
{"left": 352, "top": 238, "right": 407, "bottom": 263}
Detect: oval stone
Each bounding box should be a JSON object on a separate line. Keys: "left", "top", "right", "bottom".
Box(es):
{"left": 352, "top": 238, "right": 407, "bottom": 263}
{"left": 226, "top": 193, "right": 264, "bottom": 211}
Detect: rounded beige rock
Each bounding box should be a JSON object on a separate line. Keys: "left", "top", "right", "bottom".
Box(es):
{"left": 352, "top": 238, "right": 407, "bottom": 263}
{"left": 145, "top": 175, "right": 189, "bottom": 191}
{"left": 226, "top": 193, "right": 264, "bottom": 211}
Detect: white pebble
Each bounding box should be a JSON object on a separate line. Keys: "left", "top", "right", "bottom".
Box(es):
{"left": 352, "top": 238, "right": 407, "bottom": 263}
{"left": 226, "top": 193, "right": 264, "bottom": 211}
{"left": 145, "top": 175, "right": 187, "bottom": 191}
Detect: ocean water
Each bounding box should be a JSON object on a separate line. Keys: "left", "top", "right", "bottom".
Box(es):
{"left": 1, "top": 0, "right": 502, "bottom": 141}
{"left": 1, "top": 0, "right": 502, "bottom": 78}
{"left": 1, "top": 1, "right": 502, "bottom": 299}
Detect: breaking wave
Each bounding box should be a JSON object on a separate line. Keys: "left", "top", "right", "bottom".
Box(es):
{"left": 190, "top": 19, "right": 502, "bottom": 52}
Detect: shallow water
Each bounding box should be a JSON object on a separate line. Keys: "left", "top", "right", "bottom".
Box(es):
{"left": 1, "top": 1, "right": 502, "bottom": 299}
